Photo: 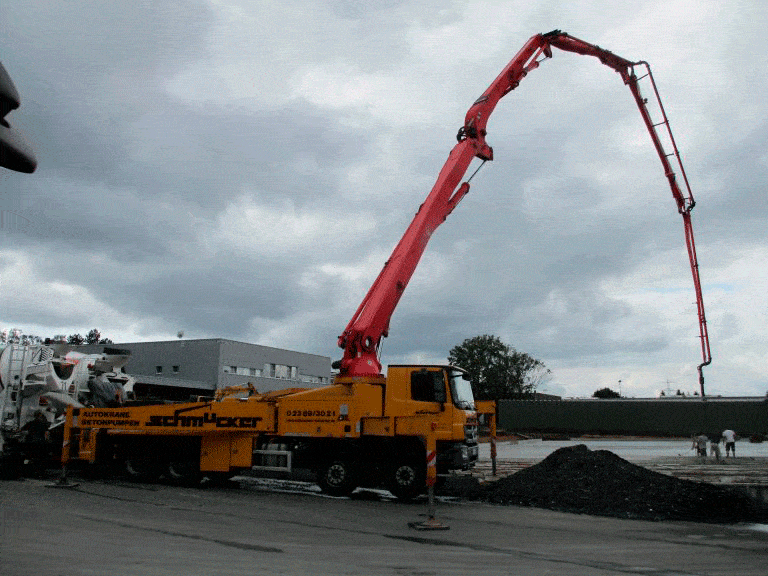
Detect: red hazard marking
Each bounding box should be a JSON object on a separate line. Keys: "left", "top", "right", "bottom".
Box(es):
{"left": 426, "top": 451, "right": 436, "bottom": 465}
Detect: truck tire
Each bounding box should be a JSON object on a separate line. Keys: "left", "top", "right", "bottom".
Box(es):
{"left": 386, "top": 458, "right": 426, "bottom": 501}
{"left": 166, "top": 460, "right": 203, "bottom": 486}
{"left": 81, "top": 460, "right": 113, "bottom": 480}
{"left": 317, "top": 459, "right": 358, "bottom": 497}
{"left": 123, "top": 457, "right": 163, "bottom": 482}
{"left": 0, "top": 453, "right": 23, "bottom": 480}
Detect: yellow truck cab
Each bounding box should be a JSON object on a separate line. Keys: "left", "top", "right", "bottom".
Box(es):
{"left": 381, "top": 365, "right": 479, "bottom": 471}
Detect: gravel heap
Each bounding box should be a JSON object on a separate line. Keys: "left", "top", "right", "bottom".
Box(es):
{"left": 445, "top": 444, "right": 768, "bottom": 523}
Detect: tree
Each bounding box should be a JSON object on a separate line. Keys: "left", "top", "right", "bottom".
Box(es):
{"left": 67, "top": 333, "right": 85, "bottom": 345}
{"left": 593, "top": 387, "right": 621, "bottom": 399}
{"left": 448, "top": 335, "right": 550, "bottom": 401}
{"left": 1, "top": 329, "right": 42, "bottom": 345}
{"left": 2, "top": 328, "right": 112, "bottom": 346}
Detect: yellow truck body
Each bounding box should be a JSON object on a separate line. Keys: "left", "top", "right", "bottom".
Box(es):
{"left": 62, "top": 364, "right": 480, "bottom": 499}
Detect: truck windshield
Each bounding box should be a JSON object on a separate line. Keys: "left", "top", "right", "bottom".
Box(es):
{"left": 448, "top": 369, "right": 475, "bottom": 410}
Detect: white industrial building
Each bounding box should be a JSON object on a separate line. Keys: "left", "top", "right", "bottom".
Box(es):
{"left": 79, "top": 339, "right": 333, "bottom": 400}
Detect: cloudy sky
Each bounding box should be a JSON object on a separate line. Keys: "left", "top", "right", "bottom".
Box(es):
{"left": 2, "top": 0, "right": 766, "bottom": 399}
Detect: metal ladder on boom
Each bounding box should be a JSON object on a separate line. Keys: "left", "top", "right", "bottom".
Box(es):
{"left": 627, "top": 62, "right": 712, "bottom": 395}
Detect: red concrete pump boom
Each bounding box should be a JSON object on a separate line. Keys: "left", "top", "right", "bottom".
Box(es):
{"left": 336, "top": 30, "right": 712, "bottom": 395}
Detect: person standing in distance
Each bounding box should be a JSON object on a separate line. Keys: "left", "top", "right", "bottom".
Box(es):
{"left": 721, "top": 429, "right": 737, "bottom": 457}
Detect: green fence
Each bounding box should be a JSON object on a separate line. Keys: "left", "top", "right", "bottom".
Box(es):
{"left": 498, "top": 398, "right": 768, "bottom": 437}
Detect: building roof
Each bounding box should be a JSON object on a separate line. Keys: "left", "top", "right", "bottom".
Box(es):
{"left": 112, "top": 338, "right": 331, "bottom": 360}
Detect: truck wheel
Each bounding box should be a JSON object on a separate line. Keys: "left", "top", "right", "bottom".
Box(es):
{"left": 0, "top": 455, "right": 23, "bottom": 480}
{"left": 317, "top": 459, "right": 358, "bottom": 497}
{"left": 166, "top": 460, "right": 203, "bottom": 486}
{"left": 386, "top": 459, "right": 426, "bottom": 501}
{"left": 123, "top": 457, "right": 163, "bottom": 482}
{"left": 82, "top": 460, "right": 113, "bottom": 480}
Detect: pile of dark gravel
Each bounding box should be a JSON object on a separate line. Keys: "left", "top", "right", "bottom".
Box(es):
{"left": 443, "top": 444, "right": 768, "bottom": 523}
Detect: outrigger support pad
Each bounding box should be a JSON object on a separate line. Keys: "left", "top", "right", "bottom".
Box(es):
{"left": 47, "top": 465, "right": 80, "bottom": 489}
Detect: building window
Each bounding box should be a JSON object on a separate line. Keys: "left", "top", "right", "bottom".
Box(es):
{"left": 172, "top": 365, "right": 180, "bottom": 374}
{"left": 257, "top": 364, "right": 307, "bottom": 380}
{"left": 275, "top": 364, "right": 289, "bottom": 379}
{"left": 156, "top": 366, "right": 163, "bottom": 374}
{"left": 229, "top": 367, "right": 263, "bottom": 377}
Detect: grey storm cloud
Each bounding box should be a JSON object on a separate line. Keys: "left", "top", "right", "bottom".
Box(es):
{"left": 2, "top": 0, "right": 767, "bottom": 398}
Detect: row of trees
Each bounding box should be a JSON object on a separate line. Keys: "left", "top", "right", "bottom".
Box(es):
{"left": 592, "top": 387, "right": 702, "bottom": 399}
{"left": 1, "top": 328, "right": 112, "bottom": 346}
{"left": 592, "top": 387, "right": 621, "bottom": 399}
{"left": 448, "top": 334, "right": 550, "bottom": 401}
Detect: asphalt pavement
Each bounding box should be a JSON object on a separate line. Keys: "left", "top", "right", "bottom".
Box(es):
{"left": 2, "top": 474, "right": 768, "bottom": 576}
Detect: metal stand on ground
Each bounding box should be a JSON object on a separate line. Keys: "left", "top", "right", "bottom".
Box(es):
{"left": 47, "top": 464, "right": 79, "bottom": 489}
{"left": 490, "top": 417, "right": 497, "bottom": 477}
{"left": 408, "top": 485, "right": 449, "bottom": 531}
{"left": 408, "top": 430, "right": 449, "bottom": 531}
{"left": 48, "top": 408, "right": 80, "bottom": 488}
{"left": 475, "top": 400, "right": 498, "bottom": 476}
